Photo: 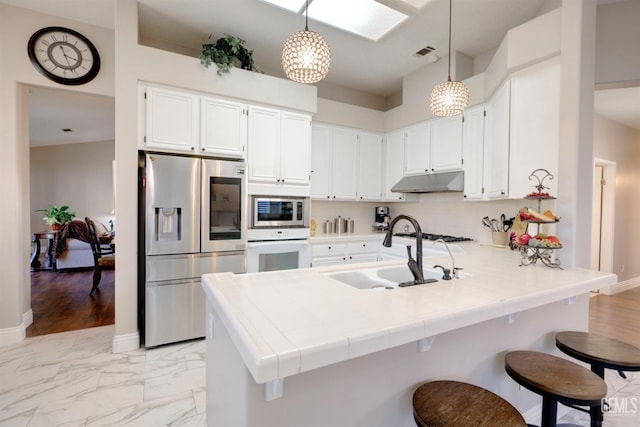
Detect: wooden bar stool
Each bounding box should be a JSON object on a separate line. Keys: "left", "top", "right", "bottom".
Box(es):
{"left": 412, "top": 380, "right": 527, "bottom": 427}
{"left": 556, "top": 331, "right": 640, "bottom": 427}
{"left": 505, "top": 351, "right": 607, "bottom": 427}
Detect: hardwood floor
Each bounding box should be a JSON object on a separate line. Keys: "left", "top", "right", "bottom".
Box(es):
{"left": 26, "top": 269, "right": 115, "bottom": 337}
{"left": 589, "top": 287, "right": 640, "bottom": 347}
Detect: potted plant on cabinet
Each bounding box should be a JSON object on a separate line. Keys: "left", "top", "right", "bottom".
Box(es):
{"left": 36, "top": 205, "right": 76, "bottom": 231}
{"left": 200, "top": 34, "right": 260, "bottom": 75}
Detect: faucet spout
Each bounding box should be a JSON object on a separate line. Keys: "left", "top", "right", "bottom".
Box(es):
{"left": 433, "top": 239, "right": 459, "bottom": 278}
{"left": 383, "top": 215, "right": 424, "bottom": 284}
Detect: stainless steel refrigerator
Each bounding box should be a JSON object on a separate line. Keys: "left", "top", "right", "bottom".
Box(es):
{"left": 139, "top": 153, "right": 246, "bottom": 347}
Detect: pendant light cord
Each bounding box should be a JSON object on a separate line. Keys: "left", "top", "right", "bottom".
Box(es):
{"left": 305, "top": 0, "right": 309, "bottom": 31}
{"left": 447, "top": 0, "right": 452, "bottom": 81}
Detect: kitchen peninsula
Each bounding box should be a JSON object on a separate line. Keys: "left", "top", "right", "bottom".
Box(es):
{"left": 202, "top": 243, "right": 617, "bottom": 426}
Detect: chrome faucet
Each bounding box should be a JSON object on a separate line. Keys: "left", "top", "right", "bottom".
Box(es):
{"left": 383, "top": 215, "right": 425, "bottom": 285}
{"left": 433, "top": 239, "right": 463, "bottom": 279}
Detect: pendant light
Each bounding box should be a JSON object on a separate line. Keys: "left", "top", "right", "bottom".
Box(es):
{"left": 282, "top": 0, "right": 331, "bottom": 84}
{"left": 429, "top": 0, "right": 469, "bottom": 117}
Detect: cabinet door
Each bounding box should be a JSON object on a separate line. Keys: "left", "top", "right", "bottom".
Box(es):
{"left": 384, "top": 130, "right": 405, "bottom": 200}
{"left": 404, "top": 122, "right": 431, "bottom": 175}
{"left": 145, "top": 87, "right": 199, "bottom": 153}
{"left": 331, "top": 128, "right": 358, "bottom": 200}
{"left": 200, "top": 97, "right": 246, "bottom": 158}
{"left": 347, "top": 254, "right": 379, "bottom": 264}
{"left": 248, "top": 106, "right": 280, "bottom": 183}
{"left": 357, "top": 132, "right": 383, "bottom": 200}
{"left": 431, "top": 115, "right": 463, "bottom": 172}
{"left": 462, "top": 105, "right": 486, "bottom": 200}
{"left": 280, "top": 112, "right": 311, "bottom": 185}
{"left": 484, "top": 80, "right": 510, "bottom": 199}
{"left": 310, "top": 124, "right": 333, "bottom": 199}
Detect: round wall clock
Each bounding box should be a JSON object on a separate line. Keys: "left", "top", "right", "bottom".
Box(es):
{"left": 27, "top": 26, "right": 101, "bottom": 86}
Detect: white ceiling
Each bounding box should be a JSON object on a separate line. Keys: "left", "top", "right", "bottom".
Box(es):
{"left": 3, "top": 0, "right": 637, "bottom": 147}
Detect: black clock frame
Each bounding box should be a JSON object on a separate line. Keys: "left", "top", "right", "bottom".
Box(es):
{"left": 27, "top": 26, "right": 101, "bottom": 86}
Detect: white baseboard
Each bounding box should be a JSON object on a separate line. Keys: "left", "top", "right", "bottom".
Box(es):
{"left": 112, "top": 331, "right": 140, "bottom": 353}
{"left": 23, "top": 309, "right": 33, "bottom": 329}
{"left": 600, "top": 276, "right": 640, "bottom": 295}
{"left": 0, "top": 322, "right": 26, "bottom": 347}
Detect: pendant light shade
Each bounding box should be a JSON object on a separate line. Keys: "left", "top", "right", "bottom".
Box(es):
{"left": 282, "top": 0, "right": 331, "bottom": 84}
{"left": 430, "top": 0, "right": 469, "bottom": 117}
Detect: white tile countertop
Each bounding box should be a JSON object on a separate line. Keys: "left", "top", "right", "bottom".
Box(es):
{"left": 201, "top": 242, "right": 617, "bottom": 385}
{"left": 309, "top": 232, "right": 385, "bottom": 243}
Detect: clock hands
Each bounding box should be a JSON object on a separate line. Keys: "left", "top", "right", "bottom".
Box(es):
{"left": 59, "top": 45, "right": 78, "bottom": 66}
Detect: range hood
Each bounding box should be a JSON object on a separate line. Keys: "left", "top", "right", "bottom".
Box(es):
{"left": 391, "top": 171, "right": 464, "bottom": 193}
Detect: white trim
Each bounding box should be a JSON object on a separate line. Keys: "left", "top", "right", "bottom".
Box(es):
{"left": 592, "top": 158, "right": 616, "bottom": 274}
{"left": 0, "top": 323, "right": 25, "bottom": 347}
{"left": 23, "top": 309, "right": 33, "bottom": 329}
{"left": 600, "top": 276, "right": 640, "bottom": 295}
{"left": 112, "top": 331, "right": 140, "bottom": 353}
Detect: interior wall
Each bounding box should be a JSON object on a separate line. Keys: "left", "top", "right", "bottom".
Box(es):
{"left": 593, "top": 114, "right": 640, "bottom": 281}
{"left": 0, "top": 3, "right": 115, "bottom": 342}
{"left": 30, "top": 140, "right": 115, "bottom": 234}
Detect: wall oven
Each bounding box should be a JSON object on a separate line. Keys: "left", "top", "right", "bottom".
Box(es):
{"left": 247, "top": 196, "right": 310, "bottom": 273}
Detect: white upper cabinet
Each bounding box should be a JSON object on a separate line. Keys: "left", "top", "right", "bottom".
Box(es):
{"left": 281, "top": 112, "right": 312, "bottom": 185}
{"left": 383, "top": 130, "right": 405, "bottom": 201}
{"left": 310, "top": 124, "right": 332, "bottom": 198}
{"left": 484, "top": 80, "right": 511, "bottom": 199}
{"left": 144, "top": 86, "right": 199, "bottom": 153}
{"left": 200, "top": 97, "right": 247, "bottom": 158}
{"left": 330, "top": 128, "right": 359, "bottom": 200}
{"left": 248, "top": 106, "right": 311, "bottom": 188}
{"left": 462, "top": 105, "right": 486, "bottom": 200}
{"left": 431, "top": 115, "right": 463, "bottom": 172}
{"left": 357, "top": 132, "right": 383, "bottom": 200}
{"left": 404, "top": 122, "right": 431, "bottom": 175}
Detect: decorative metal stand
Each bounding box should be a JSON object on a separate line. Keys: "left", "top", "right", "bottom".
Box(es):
{"left": 517, "top": 169, "right": 562, "bottom": 269}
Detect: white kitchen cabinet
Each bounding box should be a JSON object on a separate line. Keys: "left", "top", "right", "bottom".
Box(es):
{"left": 200, "top": 96, "right": 246, "bottom": 158}
{"left": 357, "top": 132, "right": 383, "bottom": 200}
{"left": 248, "top": 106, "right": 311, "bottom": 188}
{"left": 404, "top": 122, "right": 431, "bottom": 175}
{"left": 484, "top": 80, "right": 511, "bottom": 199}
{"left": 310, "top": 124, "right": 382, "bottom": 201}
{"left": 144, "top": 86, "right": 199, "bottom": 153}
{"left": 310, "top": 124, "right": 332, "bottom": 198}
{"left": 311, "top": 238, "right": 380, "bottom": 267}
{"left": 383, "top": 130, "right": 406, "bottom": 201}
{"left": 430, "top": 115, "right": 463, "bottom": 172}
{"left": 462, "top": 105, "right": 486, "bottom": 200}
{"left": 331, "top": 128, "right": 359, "bottom": 199}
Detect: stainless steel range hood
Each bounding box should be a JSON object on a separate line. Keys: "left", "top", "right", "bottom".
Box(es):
{"left": 391, "top": 171, "right": 464, "bottom": 193}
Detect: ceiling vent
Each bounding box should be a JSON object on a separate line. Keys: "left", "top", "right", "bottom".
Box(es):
{"left": 414, "top": 46, "right": 435, "bottom": 57}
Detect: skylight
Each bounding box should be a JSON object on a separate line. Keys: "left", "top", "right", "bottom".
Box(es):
{"left": 262, "top": 0, "right": 409, "bottom": 41}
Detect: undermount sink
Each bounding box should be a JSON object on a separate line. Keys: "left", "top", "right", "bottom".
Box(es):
{"left": 325, "top": 265, "right": 467, "bottom": 290}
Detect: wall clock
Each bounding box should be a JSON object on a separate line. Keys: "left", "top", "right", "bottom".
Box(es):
{"left": 27, "top": 26, "right": 101, "bottom": 86}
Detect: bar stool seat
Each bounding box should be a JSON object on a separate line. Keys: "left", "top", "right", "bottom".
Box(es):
{"left": 556, "top": 331, "right": 640, "bottom": 427}
{"left": 505, "top": 351, "right": 607, "bottom": 427}
{"left": 555, "top": 331, "right": 640, "bottom": 377}
{"left": 412, "top": 380, "right": 527, "bottom": 427}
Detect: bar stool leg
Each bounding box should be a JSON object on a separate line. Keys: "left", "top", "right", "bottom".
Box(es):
{"left": 541, "top": 396, "right": 558, "bottom": 427}
{"left": 589, "top": 364, "right": 605, "bottom": 427}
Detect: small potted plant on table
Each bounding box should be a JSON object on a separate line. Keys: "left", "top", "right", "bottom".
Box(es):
{"left": 37, "top": 205, "right": 76, "bottom": 231}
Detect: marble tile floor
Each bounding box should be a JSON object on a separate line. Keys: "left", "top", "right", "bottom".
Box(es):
{"left": 0, "top": 325, "right": 638, "bottom": 426}
{"left": 0, "top": 326, "right": 205, "bottom": 426}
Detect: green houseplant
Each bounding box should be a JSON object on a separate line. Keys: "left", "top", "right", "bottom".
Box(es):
{"left": 200, "top": 34, "right": 260, "bottom": 76}
{"left": 36, "top": 205, "right": 76, "bottom": 230}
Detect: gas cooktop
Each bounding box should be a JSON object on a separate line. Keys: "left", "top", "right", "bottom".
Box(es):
{"left": 393, "top": 232, "right": 473, "bottom": 243}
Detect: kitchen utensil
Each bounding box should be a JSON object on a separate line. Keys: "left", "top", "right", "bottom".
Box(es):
{"left": 491, "top": 219, "right": 500, "bottom": 232}
{"left": 502, "top": 216, "right": 514, "bottom": 232}
{"left": 500, "top": 214, "right": 506, "bottom": 230}
{"left": 482, "top": 217, "right": 493, "bottom": 231}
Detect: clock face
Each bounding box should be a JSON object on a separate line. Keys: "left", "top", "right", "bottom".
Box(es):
{"left": 27, "top": 26, "right": 101, "bottom": 85}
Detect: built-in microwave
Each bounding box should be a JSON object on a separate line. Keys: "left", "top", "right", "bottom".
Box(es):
{"left": 251, "top": 196, "right": 309, "bottom": 228}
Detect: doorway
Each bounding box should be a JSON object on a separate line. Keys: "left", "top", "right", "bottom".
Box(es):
{"left": 590, "top": 159, "right": 616, "bottom": 275}
{"left": 27, "top": 86, "right": 116, "bottom": 337}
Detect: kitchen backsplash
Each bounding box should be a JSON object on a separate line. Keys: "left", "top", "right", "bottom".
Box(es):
{"left": 311, "top": 194, "right": 532, "bottom": 243}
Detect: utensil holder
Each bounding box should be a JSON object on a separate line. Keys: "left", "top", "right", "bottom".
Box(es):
{"left": 492, "top": 231, "right": 508, "bottom": 248}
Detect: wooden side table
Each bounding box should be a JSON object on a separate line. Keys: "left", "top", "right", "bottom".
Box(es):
{"left": 31, "top": 230, "right": 57, "bottom": 271}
